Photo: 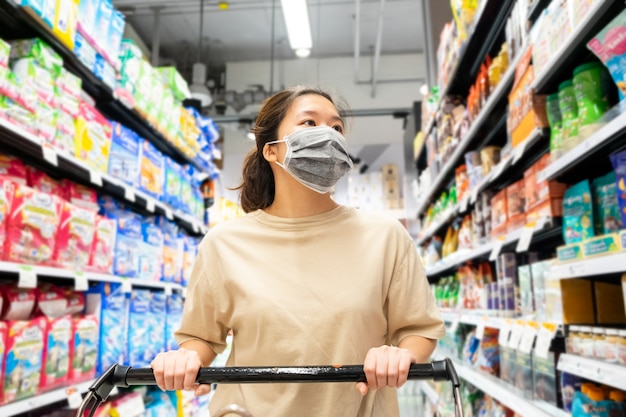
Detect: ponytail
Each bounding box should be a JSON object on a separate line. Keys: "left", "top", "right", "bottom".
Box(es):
{"left": 237, "top": 147, "right": 275, "bottom": 213}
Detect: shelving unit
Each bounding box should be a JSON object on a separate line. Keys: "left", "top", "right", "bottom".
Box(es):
{"left": 547, "top": 251, "right": 626, "bottom": 280}
{"left": 0, "top": 380, "right": 95, "bottom": 417}
{"left": 0, "top": 117, "right": 209, "bottom": 236}
{"left": 558, "top": 354, "right": 626, "bottom": 392}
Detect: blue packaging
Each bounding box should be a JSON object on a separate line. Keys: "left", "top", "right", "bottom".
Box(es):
{"left": 106, "top": 210, "right": 142, "bottom": 278}
{"left": 561, "top": 372, "right": 585, "bottom": 412}
{"left": 87, "top": 282, "right": 128, "bottom": 374}
{"left": 163, "top": 156, "right": 182, "bottom": 209}
{"left": 160, "top": 220, "right": 183, "bottom": 283}
{"left": 107, "top": 10, "right": 125, "bottom": 62}
{"left": 140, "top": 139, "right": 165, "bottom": 198}
{"left": 610, "top": 150, "right": 626, "bottom": 228}
{"left": 77, "top": 0, "right": 100, "bottom": 41}
{"left": 180, "top": 168, "right": 193, "bottom": 215}
{"left": 41, "top": 0, "right": 55, "bottom": 28}
{"left": 73, "top": 31, "right": 97, "bottom": 71}
{"left": 126, "top": 290, "right": 151, "bottom": 366}
{"left": 108, "top": 122, "right": 141, "bottom": 186}
{"left": 180, "top": 235, "right": 199, "bottom": 287}
{"left": 165, "top": 294, "right": 183, "bottom": 351}
{"left": 94, "top": 0, "right": 113, "bottom": 56}
{"left": 17, "top": 0, "right": 44, "bottom": 18}
{"left": 146, "top": 292, "right": 167, "bottom": 360}
{"left": 139, "top": 222, "right": 164, "bottom": 281}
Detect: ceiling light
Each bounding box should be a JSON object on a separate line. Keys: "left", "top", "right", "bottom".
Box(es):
{"left": 295, "top": 48, "right": 311, "bottom": 58}
{"left": 190, "top": 62, "right": 213, "bottom": 107}
{"left": 280, "top": 0, "right": 312, "bottom": 58}
{"left": 218, "top": 2, "right": 229, "bottom": 10}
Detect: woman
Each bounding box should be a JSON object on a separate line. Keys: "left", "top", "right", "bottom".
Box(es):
{"left": 151, "top": 86, "right": 445, "bottom": 416}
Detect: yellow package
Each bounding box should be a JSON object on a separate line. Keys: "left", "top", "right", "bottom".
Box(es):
{"left": 75, "top": 101, "right": 112, "bottom": 173}
{"left": 53, "top": 0, "right": 79, "bottom": 50}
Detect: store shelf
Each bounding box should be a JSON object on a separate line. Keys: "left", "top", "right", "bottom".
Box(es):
{"left": 441, "top": 310, "right": 505, "bottom": 329}
{"left": 538, "top": 110, "right": 626, "bottom": 182}
{"left": 527, "top": 0, "right": 551, "bottom": 22}
{"left": 558, "top": 354, "right": 626, "bottom": 391}
{"left": 0, "top": 261, "right": 184, "bottom": 292}
{"left": 0, "top": 117, "right": 209, "bottom": 236}
{"left": 0, "top": 379, "right": 94, "bottom": 417}
{"left": 531, "top": 0, "right": 617, "bottom": 93}
{"left": 454, "top": 363, "right": 556, "bottom": 417}
{"left": 417, "top": 381, "right": 439, "bottom": 406}
{"left": 424, "top": 219, "right": 557, "bottom": 276}
{"left": 416, "top": 50, "right": 522, "bottom": 217}
{"left": 547, "top": 251, "right": 626, "bottom": 280}
{"left": 0, "top": 0, "right": 207, "bottom": 173}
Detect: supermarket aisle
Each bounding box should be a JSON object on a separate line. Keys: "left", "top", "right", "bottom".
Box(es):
{"left": 399, "top": 382, "right": 429, "bottom": 417}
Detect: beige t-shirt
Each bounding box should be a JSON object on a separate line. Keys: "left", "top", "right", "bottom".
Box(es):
{"left": 175, "top": 205, "right": 445, "bottom": 417}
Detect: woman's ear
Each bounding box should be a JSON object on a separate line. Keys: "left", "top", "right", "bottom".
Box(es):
{"left": 262, "top": 143, "right": 278, "bottom": 163}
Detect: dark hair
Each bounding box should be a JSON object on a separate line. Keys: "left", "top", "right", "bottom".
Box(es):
{"left": 236, "top": 86, "right": 349, "bottom": 213}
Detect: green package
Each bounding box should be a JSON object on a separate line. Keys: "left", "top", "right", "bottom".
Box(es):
{"left": 546, "top": 93, "right": 563, "bottom": 160}
{"left": 157, "top": 66, "right": 191, "bottom": 102}
{"left": 573, "top": 62, "right": 612, "bottom": 139}
{"left": 10, "top": 38, "right": 63, "bottom": 76}
{"left": 592, "top": 171, "right": 622, "bottom": 235}
{"left": 0, "top": 38, "right": 10, "bottom": 67}
{"left": 558, "top": 80, "right": 580, "bottom": 153}
{"left": 563, "top": 179, "right": 595, "bottom": 244}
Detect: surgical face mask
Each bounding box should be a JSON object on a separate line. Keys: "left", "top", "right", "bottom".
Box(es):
{"left": 267, "top": 125, "right": 353, "bottom": 194}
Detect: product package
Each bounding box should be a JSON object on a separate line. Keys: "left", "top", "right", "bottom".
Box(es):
{"left": 563, "top": 180, "right": 595, "bottom": 244}
{"left": 107, "top": 122, "right": 141, "bottom": 186}
{"left": 573, "top": 62, "right": 612, "bottom": 141}
{"left": 69, "top": 314, "right": 99, "bottom": 382}
{"left": 51, "top": 0, "right": 80, "bottom": 50}
{"left": 592, "top": 171, "right": 622, "bottom": 235}
{"left": 0, "top": 322, "right": 7, "bottom": 404}
{"left": 0, "top": 155, "right": 27, "bottom": 185}
{"left": 75, "top": 100, "right": 112, "bottom": 173}
{"left": 558, "top": 79, "right": 581, "bottom": 153}
{"left": 0, "top": 39, "right": 10, "bottom": 68}
{"left": 610, "top": 150, "right": 626, "bottom": 228}
{"left": 0, "top": 285, "right": 36, "bottom": 321}
{"left": 2, "top": 317, "right": 47, "bottom": 403}
{"left": 27, "top": 168, "right": 63, "bottom": 198}
{"left": 53, "top": 202, "right": 97, "bottom": 269}
{"left": 524, "top": 153, "right": 567, "bottom": 222}
{"left": 0, "top": 178, "right": 16, "bottom": 252}
{"left": 146, "top": 292, "right": 166, "bottom": 361}
{"left": 532, "top": 352, "right": 559, "bottom": 407}
{"left": 9, "top": 38, "right": 63, "bottom": 75}
{"left": 64, "top": 181, "right": 99, "bottom": 212}
{"left": 40, "top": 315, "right": 72, "bottom": 391}
{"left": 594, "top": 281, "right": 626, "bottom": 324}
{"left": 163, "top": 156, "right": 182, "bottom": 209}
{"left": 496, "top": 253, "right": 518, "bottom": 317}
{"left": 506, "top": 180, "right": 526, "bottom": 232}
{"left": 105, "top": 210, "right": 141, "bottom": 277}
{"left": 180, "top": 235, "right": 198, "bottom": 287}
{"left": 490, "top": 189, "right": 508, "bottom": 237}
{"left": 86, "top": 282, "right": 128, "bottom": 374}
{"left": 139, "top": 222, "right": 164, "bottom": 282}
{"left": 3, "top": 185, "right": 63, "bottom": 265}
{"left": 165, "top": 294, "right": 183, "bottom": 351}
{"left": 139, "top": 139, "right": 165, "bottom": 198}
{"left": 587, "top": 9, "right": 626, "bottom": 101}
{"left": 161, "top": 221, "right": 183, "bottom": 283}
{"left": 11, "top": 58, "right": 56, "bottom": 106}
{"left": 126, "top": 290, "right": 152, "bottom": 367}
{"left": 88, "top": 215, "right": 117, "bottom": 274}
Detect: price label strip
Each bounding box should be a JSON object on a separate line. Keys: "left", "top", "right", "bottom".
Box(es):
{"left": 475, "top": 321, "right": 486, "bottom": 341}
{"left": 516, "top": 221, "right": 537, "bottom": 253}
{"left": 74, "top": 272, "right": 89, "bottom": 292}
{"left": 66, "top": 386, "right": 83, "bottom": 409}
{"left": 42, "top": 144, "right": 59, "bottom": 166}
{"left": 146, "top": 198, "right": 156, "bottom": 213}
{"left": 124, "top": 186, "right": 136, "bottom": 202}
{"left": 518, "top": 321, "right": 539, "bottom": 354}
{"left": 508, "top": 321, "right": 525, "bottom": 349}
{"left": 498, "top": 320, "right": 512, "bottom": 346}
{"left": 489, "top": 236, "right": 506, "bottom": 261}
{"left": 18, "top": 265, "right": 37, "bottom": 288}
{"left": 90, "top": 170, "right": 103, "bottom": 187}
{"left": 121, "top": 279, "right": 133, "bottom": 293}
{"left": 534, "top": 323, "right": 558, "bottom": 359}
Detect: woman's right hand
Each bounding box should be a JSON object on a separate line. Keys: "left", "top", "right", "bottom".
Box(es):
{"left": 151, "top": 348, "right": 212, "bottom": 396}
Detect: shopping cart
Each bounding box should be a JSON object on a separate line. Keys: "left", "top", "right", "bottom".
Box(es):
{"left": 76, "top": 358, "right": 463, "bottom": 417}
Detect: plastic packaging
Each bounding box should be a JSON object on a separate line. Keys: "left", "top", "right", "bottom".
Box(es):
{"left": 563, "top": 179, "right": 594, "bottom": 244}
{"left": 547, "top": 93, "right": 563, "bottom": 161}
{"left": 572, "top": 62, "right": 612, "bottom": 140}
{"left": 558, "top": 79, "right": 580, "bottom": 153}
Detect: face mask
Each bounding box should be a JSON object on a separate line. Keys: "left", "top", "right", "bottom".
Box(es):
{"left": 267, "top": 126, "right": 353, "bottom": 194}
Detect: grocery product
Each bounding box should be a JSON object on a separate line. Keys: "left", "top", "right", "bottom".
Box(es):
{"left": 11, "top": 58, "right": 56, "bottom": 106}
{"left": 51, "top": 0, "right": 79, "bottom": 50}
{"left": 9, "top": 38, "right": 62, "bottom": 75}
{"left": 0, "top": 321, "right": 6, "bottom": 404}
{"left": 563, "top": 180, "right": 594, "bottom": 244}
{"left": 547, "top": 93, "right": 564, "bottom": 161}
{"left": 75, "top": 100, "right": 112, "bottom": 173}
{"left": 52, "top": 201, "right": 97, "bottom": 269}
{"left": 573, "top": 62, "right": 612, "bottom": 140}
{"left": 40, "top": 315, "right": 72, "bottom": 391}
{"left": 88, "top": 215, "right": 117, "bottom": 274}
{"left": 610, "top": 150, "right": 626, "bottom": 228}
{"left": 139, "top": 139, "right": 165, "bottom": 198}
{"left": 107, "top": 9, "right": 125, "bottom": 64}
{"left": 105, "top": 210, "right": 141, "bottom": 278}
{"left": 165, "top": 294, "right": 183, "bottom": 351}
{"left": 592, "top": 171, "right": 622, "bottom": 235}
{"left": 146, "top": 292, "right": 166, "bottom": 361}
{"left": 0, "top": 178, "right": 15, "bottom": 253}
{"left": 27, "top": 167, "right": 64, "bottom": 198}
{"left": 139, "top": 222, "right": 163, "bottom": 282}
{"left": 108, "top": 122, "right": 141, "bottom": 186}
{"left": 490, "top": 189, "right": 508, "bottom": 237}
{"left": 126, "top": 289, "right": 151, "bottom": 367}
{"left": 0, "top": 39, "right": 10, "bottom": 67}
{"left": 157, "top": 66, "right": 191, "bottom": 102}
{"left": 558, "top": 79, "right": 580, "bottom": 153}
{"left": 64, "top": 180, "right": 99, "bottom": 211}
{"left": 506, "top": 180, "right": 526, "bottom": 232}
{"left": 587, "top": 10, "right": 626, "bottom": 101}
{"left": 69, "top": 314, "right": 99, "bottom": 382}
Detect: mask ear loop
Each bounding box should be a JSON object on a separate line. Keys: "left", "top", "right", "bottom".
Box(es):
{"left": 264, "top": 139, "right": 289, "bottom": 167}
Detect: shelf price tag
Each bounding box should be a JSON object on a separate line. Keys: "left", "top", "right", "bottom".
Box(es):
{"left": 66, "top": 386, "right": 83, "bottom": 409}
{"left": 489, "top": 236, "right": 506, "bottom": 261}
{"left": 475, "top": 320, "right": 486, "bottom": 341}
{"left": 124, "top": 186, "right": 136, "bottom": 202}
{"left": 89, "top": 171, "right": 103, "bottom": 187}
{"left": 448, "top": 313, "right": 461, "bottom": 335}
{"left": 146, "top": 199, "right": 156, "bottom": 213}
{"left": 498, "top": 320, "right": 512, "bottom": 346}
{"left": 121, "top": 279, "right": 133, "bottom": 293}
{"left": 518, "top": 321, "right": 539, "bottom": 354}
{"left": 18, "top": 265, "right": 37, "bottom": 288}
{"left": 513, "top": 140, "right": 529, "bottom": 164}
{"left": 471, "top": 186, "right": 480, "bottom": 204}
{"left": 534, "top": 323, "right": 558, "bottom": 359}
{"left": 42, "top": 144, "right": 58, "bottom": 166}
{"left": 74, "top": 272, "right": 89, "bottom": 292}
{"left": 165, "top": 208, "right": 174, "bottom": 220}
{"left": 164, "top": 284, "right": 173, "bottom": 296}
{"left": 508, "top": 321, "right": 525, "bottom": 349}
{"left": 491, "top": 160, "right": 508, "bottom": 181}
{"left": 516, "top": 221, "right": 537, "bottom": 253}
{"left": 460, "top": 196, "right": 469, "bottom": 213}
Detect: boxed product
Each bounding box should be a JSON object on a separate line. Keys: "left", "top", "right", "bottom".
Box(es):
{"left": 507, "top": 47, "right": 549, "bottom": 148}
{"left": 518, "top": 264, "right": 534, "bottom": 318}
{"left": 496, "top": 253, "right": 518, "bottom": 317}
{"left": 64, "top": 181, "right": 99, "bottom": 211}
{"left": 180, "top": 234, "right": 198, "bottom": 287}
{"left": 161, "top": 221, "right": 183, "bottom": 283}
{"left": 86, "top": 282, "right": 128, "bottom": 374}
{"left": 3, "top": 185, "right": 63, "bottom": 265}
{"left": 51, "top": 0, "right": 80, "bottom": 50}
{"left": 27, "top": 168, "right": 64, "bottom": 198}
{"left": 558, "top": 279, "right": 595, "bottom": 324}
{"left": 74, "top": 31, "right": 97, "bottom": 71}
{"left": 0, "top": 179, "right": 16, "bottom": 255}
{"left": 506, "top": 180, "right": 526, "bottom": 232}
{"left": 40, "top": 315, "right": 72, "bottom": 391}
{"left": 11, "top": 58, "right": 56, "bottom": 106}
{"left": 76, "top": 0, "right": 101, "bottom": 42}
{"left": 0, "top": 322, "right": 6, "bottom": 404}
{"left": 531, "top": 260, "right": 551, "bottom": 322}
{"left": 108, "top": 122, "right": 141, "bottom": 186}
{"left": 69, "top": 314, "right": 99, "bottom": 382}
{"left": 55, "top": 110, "right": 77, "bottom": 154}
{"left": 524, "top": 154, "right": 567, "bottom": 220}
{"left": 563, "top": 179, "right": 595, "bottom": 244}
{"left": 93, "top": 0, "right": 114, "bottom": 58}
{"left": 0, "top": 155, "right": 28, "bottom": 184}
{"left": 533, "top": 352, "right": 559, "bottom": 406}
{"left": 107, "top": 9, "right": 126, "bottom": 64}
{"left": 139, "top": 222, "right": 163, "bottom": 282}
{"left": 75, "top": 100, "right": 112, "bottom": 173}
{"left": 163, "top": 157, "right": 182, "bottom": 209}
{"left": 515, "top": 350, "right": 534, "bottom": 396}
{"left": 34, "top": 99, "right": 58, "bottom": 142}
{"left": 52, "top": 202, "right": 97, "bottom": 269}
{"left": 491, "top": 189, "right": 508, "bottom": 237}
{"left": 126, "top": 289, "right": 152, "bottom": 367}
{"left": 9, "top": 38, "right": 63, "bottom": 75}
{"left": 55, "top": 71, "right": 81, "bottom": 117}
{"left": 105, "top": 210, "right": 142, "bottom": 278}
{"left": 3, "top": 317, "right": 47, "bottom": 403}
{"left": 587, "top": 10, "right": 626, "bottom": 101}
{"left": 594, "top": 281, "right": 626, "bottom": 324}
{"left": 165, "top": 294, "right": 183, "bottom": 351}
{"left": 157, "top": 66, "right": 191, "bottom": 102}
{"left": 88, "top": 215, "right": 117, "bottom": 274}
{"left": 146, "top": 292, "right": 166, "bottom": 360}
{"left": 499, "top": 345, "right": 516, "bottom": 385}
{"left": 0, "top": 285, "right": 36, "bottom": 321}
{"left": 139, "top": 139, "right": 165, "bottom": 198}
{"left": 592, "top": 172, "right": 622, "bottom": 234}
{"left": 610, "top": 150, "right": 626, "bottom": 228}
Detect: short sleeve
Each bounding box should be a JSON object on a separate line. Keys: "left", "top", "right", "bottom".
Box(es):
{"left": 385, "top": 241, "right": 446, "bottom": 346}
{"left": 175, "top": 237, "right": 231, "bottom": 354}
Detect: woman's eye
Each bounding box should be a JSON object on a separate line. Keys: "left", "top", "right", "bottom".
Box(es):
{"left": 333, "top": 125, "right": 344, "bottom": 133}
{"left": 302, "top": 120, "right": 316, "bottom": 126}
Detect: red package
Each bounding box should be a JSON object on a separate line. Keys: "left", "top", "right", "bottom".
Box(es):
{"left": 27, "top": 167, "right": 65, "bottom": 198}
{"left": 69, "top": 314, "right": 99, "bottom": 382}
{"left": 35, "top": 283, "right": 68, "bottom": 319}
{"left": 65, "top": 291, "right": 85, "bottom": 315}
{"left": 3, "top": 184, "right": 63, "bottom": 265}
{"left": 0, "top": 178, "right": 15, "bottom": 253}
{"left": 0, "top": 322, "right": 7, "bottom": 404}
{"left": 63, "top": 180, "right": 99, "bottom": 211}
{"left": 0, "top": 284, "right": 36, "bottom": 321}
{"left": 88, "top": 215, "right": 117, "bottom": 274}
{"left": 52, "top": 201, "right": 97, "bottom": 269}
{"left": 40, "top": 314, "right": 72, "bottom": 391}
{"left": 0, "top": 155, "right": 27, "bottom": 185}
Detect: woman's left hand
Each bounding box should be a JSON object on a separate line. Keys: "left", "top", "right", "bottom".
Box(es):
{"left": 356, "top": 345, "right": 416, "bottom": 396}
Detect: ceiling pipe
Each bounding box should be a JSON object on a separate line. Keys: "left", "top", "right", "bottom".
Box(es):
{"left": 150, "top": 6, "right": 164, "bottom": 67}
{"left": 211, "top": 107, "right": 411, "bottom": 123}
{"left": 370, "top": 0, "right": 386, "bottom": 98}
{"left": 353, "top": 0, "right": 361, "bottom": 85}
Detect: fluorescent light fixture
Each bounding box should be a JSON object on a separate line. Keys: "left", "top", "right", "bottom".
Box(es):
{"left": 280, "top": 0, "right": 312, "bottom": 58}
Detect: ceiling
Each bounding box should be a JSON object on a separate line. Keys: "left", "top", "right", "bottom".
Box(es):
{"left": 112, "top": 0, "right": 427, "bottom": 85}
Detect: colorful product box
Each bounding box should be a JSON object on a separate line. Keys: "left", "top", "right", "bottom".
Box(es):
{"left": 64, "top": 181, "right": 99, "bottom": 211}
{"left": 77, "top": 0, "right": 101, "bottom": 44}
{"left": 0, "top": 179, "right": 16, "bottom": 252}
{"left": 69, "top": 314, "right": 99, "bottom": 382}
{"left": 139, "top": 139, "right": 165, "bottom": 198}
{"left": 107, "top": 10, "right": 125, "bottom": 66}
{"left": 108, "top": 122, "right": 141, "bottom": 186}
{"left": 54, "top": 110, "right": 77, "bottom": 154}
{"left": 53, "top": 202, "right": 97, "bottom": 269}
{"left": 88, "top": 215, "right": 117, "bottom": 274}
{"left": 0, "top": 322, "right": 7, "bottom": 404}
{"left": 496, "top": 253, "right": 518, "bottom": 318}
{"left": 491, "top": 189, "right": 508, "bottom": 237}
{"left": 165, "top": 294, "right": 183, "bottom": 351}
{"left": 11, "top": 58, "right": 56, "bottom": 106}
{"left": 75, "top": 100, "right": 112, "bottom": 173}
{"left": 126, "top": 289, "right": 151, "bottom": 367}
{"left": 52, "top": 0, "right": 80, "bottom": 50}
{"left": 9, "top": 38, "right": 63, "bottom": 75}
{"left": 0, "top": 155, "right": 28, "bottom": 184}
{"left": 3, "top": 185, "right": 63, "bottom": 265}
{"left": 93, "top": 0, "right": 113, "bottom": 58}
{"left": 146, "top": 292, "right": 167, "bottom": 360}
{"left": 27, "top": 168, "right": 64, "bottom": 198}
{"left": 161, "top": 223, "right": 183, "bottom": 283}
{"left": 506, "top": 180, "right": 527, "bottom": 232}
{"left": 0, "top": 285, "right": 36, "bottom": 321}
{"left": 181, "top": 235, "right": 198, "bottom": 287}
{"left": 0, "top": 39, "right": 10, "bottom": 68}
{"left": 106, "top": 210, "right": 141, "bottom": 277}
{"left": 40, "top": 315, "right": 72, "bottom": 391}
{"left": 163, "top": 156, "right": 182, "bottom": 209}
{"left": 74, "top": 31, "right": 97, "bottom": 72}
{"left": 3, "top": 317, "right": 47, "bottom": 403}
{"left": 139, "top": 222, "right": 163, "bottom": 282}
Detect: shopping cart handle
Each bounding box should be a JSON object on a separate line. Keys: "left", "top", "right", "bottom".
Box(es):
{"left": 78, "top": 359, "right": 463, "bottom": 417}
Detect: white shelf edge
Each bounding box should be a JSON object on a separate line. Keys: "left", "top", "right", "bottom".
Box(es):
{"left": 441, "top": 310, "right": 505, "bottom": 329}
{"left": 0, "top": 117, "right": 207, "bottom": 235}
{"left": 557, "top": 354, "right": 626, "bottom": 391}
{"left": 0, "top": 379, "right": 95, "bottom": 417}
{"left": 531, "top": 0, "right": 614, "bottom": 92}
{"left": 416, "top": 51, "right": 520, "bottom": 216}
{"left": 548, "top": 251, "right": 626, "bottom": 280}
{"left": 538, "top": 110, "right": 626, "bottom": 182}
{"left": 0, "top": 261, "right": 184, "bottom": 292}
{"left": 454, "top": 363, "right": 554, "bottom": 417}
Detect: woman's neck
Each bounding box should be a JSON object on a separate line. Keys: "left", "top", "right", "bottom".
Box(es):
{"left": 264, "top": 184, "right": 339, "bottom": 218}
